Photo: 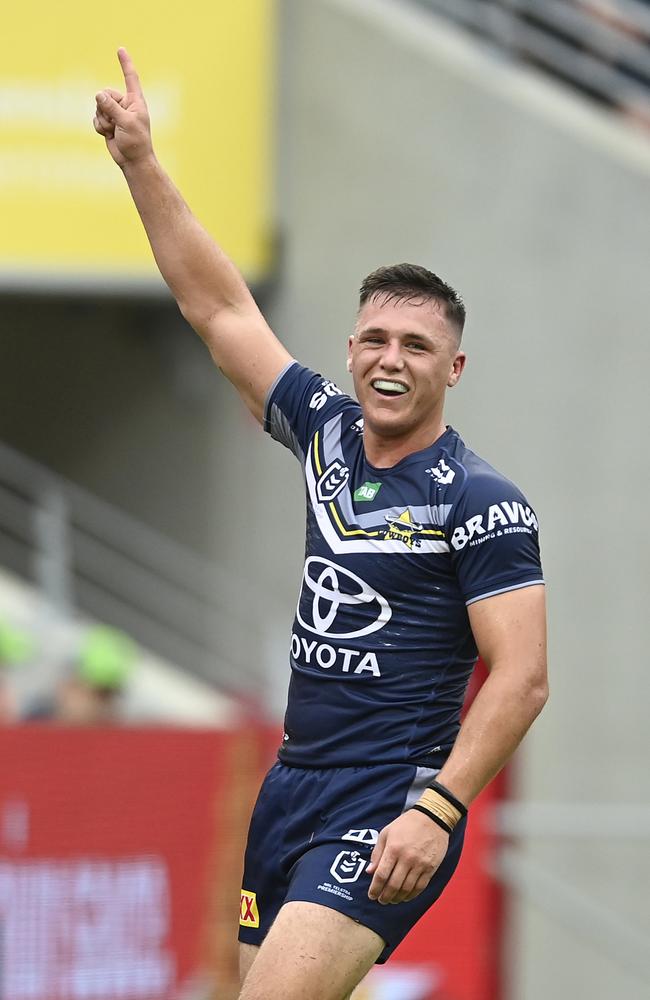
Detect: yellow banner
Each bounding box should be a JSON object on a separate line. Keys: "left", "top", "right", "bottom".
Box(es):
{"left": 0, "top": 2, "right": 274, "bottom": 287}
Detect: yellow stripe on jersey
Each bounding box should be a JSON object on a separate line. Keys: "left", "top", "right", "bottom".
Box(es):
{"left": 313, "top": 430, "right": 381, "bottom": 538}
{"left": 312, "top": 430, "right": 444, "bottom": 541}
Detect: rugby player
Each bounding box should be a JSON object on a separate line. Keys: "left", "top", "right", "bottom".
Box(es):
{"left": 94, "top": 48, "right": 548, "bottom": 1000}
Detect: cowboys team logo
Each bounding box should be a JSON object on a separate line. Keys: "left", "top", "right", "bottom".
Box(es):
{"left": 330, "top": 851, "right": 367, "bottom": 884}
{"left": 240, "top": 889, "right": 259, "bottom": 927}
{"left": 316, "top": 460, "right": 350, "bottom": 502}
{"left": 297, "top": 557, "right": 392, "bottom": 638}
{"left": 383, "top": 509, "right": 423, "bottom": 549}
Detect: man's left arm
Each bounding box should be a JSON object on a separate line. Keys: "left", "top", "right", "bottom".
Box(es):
{"left": 367, "top": 584, "right": 548, "bottom": 904}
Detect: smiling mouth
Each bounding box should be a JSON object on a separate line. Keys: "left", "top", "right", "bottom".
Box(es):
{"left": 371, "top": 379, "right": 408, "bottom": 397}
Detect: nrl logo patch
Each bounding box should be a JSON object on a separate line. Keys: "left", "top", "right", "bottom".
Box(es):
{"left": 316, "top": 460, "right": 350, "bottom": 502}
{"left": 330, "top": 850, "right": 367, "bottom": 884}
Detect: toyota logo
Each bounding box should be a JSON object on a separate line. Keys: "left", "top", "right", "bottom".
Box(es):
{"left": 296, "top": 557, "right": 392, "bottom": 639}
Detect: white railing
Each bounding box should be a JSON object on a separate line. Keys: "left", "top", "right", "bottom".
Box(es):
{"left": 414, "top": 0, "right": 650, "bottom": 120}
{"left": 0, "top": 439, "right": 274, "bottom": 697}
{"left": 490, "top": 801, "right": 650, "bottom": 984}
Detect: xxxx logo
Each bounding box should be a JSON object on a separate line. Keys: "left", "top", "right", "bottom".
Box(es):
{"left": 240, "top": 889, "right": 260, "bottom": 927}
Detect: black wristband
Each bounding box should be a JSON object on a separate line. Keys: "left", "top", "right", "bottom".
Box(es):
{"left": 427, "top": 780, "right": 467, "bottom": 817}
{"left": 411, "top": 803, "right": 453, "bottom": 834}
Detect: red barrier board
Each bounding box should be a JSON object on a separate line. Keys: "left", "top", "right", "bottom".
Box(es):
{"left": 0, "top": 716, "right": 504, "bottom": 1000}
{"left": 0, "top": 727, "right": 235, "bottom": 1000}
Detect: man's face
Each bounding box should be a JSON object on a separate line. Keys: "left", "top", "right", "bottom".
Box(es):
{"left": 58, "top": 677, "right": 121, "bottom": 725}
{"left": 348, "top": 294, "right": 466, "bottom": 445}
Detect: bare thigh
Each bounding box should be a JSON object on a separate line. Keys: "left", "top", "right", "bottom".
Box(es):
{"left": 240, "top": 942, "right": 354, "bottom": 1000}
{"left": 238, "top": 900, "right": 384, "bottom": 1000}
{"left": 239, "top": 943, "right": 259, "bottom": 988}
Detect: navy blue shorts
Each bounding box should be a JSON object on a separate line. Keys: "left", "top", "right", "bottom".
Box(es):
{"left": 239, "top": 761, "right": 466, "bottom": 963}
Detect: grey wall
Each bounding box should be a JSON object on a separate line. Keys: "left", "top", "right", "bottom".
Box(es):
{"left": 267, "top": 0, "right": 650, "bottom": 996}
{"left": 0, "top": 298, "right": 219, "bottom": 551}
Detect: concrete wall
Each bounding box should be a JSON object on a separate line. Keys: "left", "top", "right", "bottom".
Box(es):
{"left": 0, "top": 298, "right": 218, "bottom": 551}
{"left": 268, "top": 0, "right": 650, "bottom": 996}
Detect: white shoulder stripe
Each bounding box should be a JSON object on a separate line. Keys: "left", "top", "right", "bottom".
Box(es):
{"left": 466, "top": 580, "right": 545, "bottom": 606}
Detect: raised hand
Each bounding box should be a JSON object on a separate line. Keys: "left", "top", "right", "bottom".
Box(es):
{"left": 93, "top": 48, "right": 153, "bottom": 168}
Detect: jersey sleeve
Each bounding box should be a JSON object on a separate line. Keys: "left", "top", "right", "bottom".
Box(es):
{"left": 447, "top": 471, "right": 544, "bottom": 605}
{"left": 263, "top": 361, "right": 359, "bottom": 462}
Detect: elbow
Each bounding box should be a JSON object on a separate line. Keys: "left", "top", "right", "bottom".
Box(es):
{"left": 529, "top": 675, "right": 549, "bottom": 720}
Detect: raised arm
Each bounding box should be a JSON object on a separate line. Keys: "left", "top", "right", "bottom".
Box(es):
{"left": 94, "top": 48, "right": 292, "bottom": 422}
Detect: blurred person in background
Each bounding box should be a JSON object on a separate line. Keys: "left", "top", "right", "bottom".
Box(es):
{"left": 0, "top": 619, "right": 33, "bottom": 724}
{"left": 94, "top": 49, "right": 548, "bottom": 1000}
{"left": 24, "top": 624, "right": 135, "bottom": 725}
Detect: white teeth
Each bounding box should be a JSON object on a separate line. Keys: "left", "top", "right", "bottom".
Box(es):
{"left": 372, "top": 379, "right": 408, "bottom": 394}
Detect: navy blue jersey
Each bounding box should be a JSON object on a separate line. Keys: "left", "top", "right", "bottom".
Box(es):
{"left": 265, "top": 362, "right": 544, "bottom": 768}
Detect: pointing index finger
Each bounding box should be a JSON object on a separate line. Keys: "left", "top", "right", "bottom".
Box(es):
{"left": 117, "top": 47, "right": 144, "bottom": 98}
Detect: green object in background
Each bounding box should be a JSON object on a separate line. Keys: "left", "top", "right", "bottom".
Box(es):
{"left": 0, "top": 620, "right": 33, "bottom": 667}
{"left": 77, "top": 626, "right": 136, "bottom": 689}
